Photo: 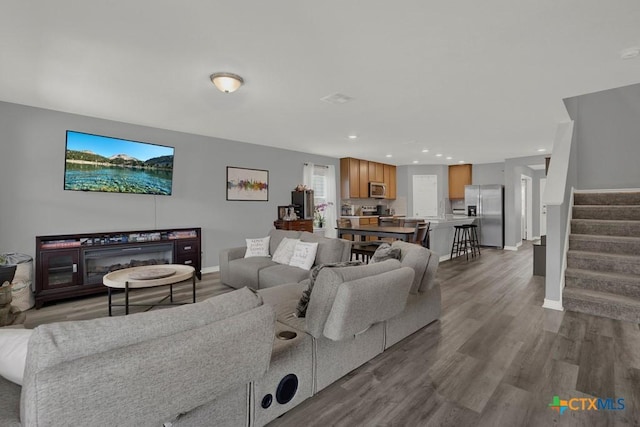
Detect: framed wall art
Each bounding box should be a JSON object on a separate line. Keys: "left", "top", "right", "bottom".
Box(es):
{"left": 226, "top": 166, "right": 269, "bottom": 201}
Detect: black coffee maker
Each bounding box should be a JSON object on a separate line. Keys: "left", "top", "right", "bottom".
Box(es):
{"left": 376, "top": 205, "right": 386, "bottom": 216}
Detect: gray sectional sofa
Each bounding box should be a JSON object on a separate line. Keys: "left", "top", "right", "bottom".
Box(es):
{"left": 0, "top": 288, "right": 276, "bottom": 427}
{"left": 219, "top": 229, "right": 352, "bottom": 289}
{"left": 1, "top": 238, "right": 440, "bottom": 426}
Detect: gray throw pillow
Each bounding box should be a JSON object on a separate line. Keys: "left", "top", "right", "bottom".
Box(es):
{"left": 369, "top": 243, "right": 401, "bottom": 264}
{"left": 295, "top": 260, "right": 363, "bottom": 318}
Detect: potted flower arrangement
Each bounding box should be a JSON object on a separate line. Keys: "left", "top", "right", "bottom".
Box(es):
{"left": 314, "top": 202, "right": 333, "bottom": 228}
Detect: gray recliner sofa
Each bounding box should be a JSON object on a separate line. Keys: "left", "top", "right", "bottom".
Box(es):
{"left": 252, "top": 240, "right": 441, "bottom": 426}
{"left": 0, "top": 288, "right": 276, "bottom": 427}
{"left": 219, "top": 229, "right": 352, "bottom": 289}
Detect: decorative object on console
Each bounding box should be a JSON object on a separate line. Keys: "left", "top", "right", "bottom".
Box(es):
{"left": 313, "top": 202, "right": 333, "bottom": 228}
{"left": 64, "top": 131, "right": 174, "bottom": 195}
{"left": 245, "top": 236, "right": 271, "bottom": 258}
{"left": 226, "top": 166, "right": 269, "bottom": 201}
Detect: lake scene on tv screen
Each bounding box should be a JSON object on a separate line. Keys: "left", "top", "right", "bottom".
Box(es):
{"left": 64, "top": 131, "right": 174, "bottom": 195}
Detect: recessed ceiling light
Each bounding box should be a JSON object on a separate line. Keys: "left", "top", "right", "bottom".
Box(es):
{"left": 458, "top": 160, "right": 465, "bottom": 164}
{"left": 412, "top": 160, "right": 419, "bottom": 164}
{"left": 620, "top": 47, "right": 640, "bottom": 59}
{"left": 385, "top": 154, "right": 392, "bottom": 158}
{"left": 421, "top": 149, "right": 429, "bottom": 153}
{"left": 446, "top": 156, "right": 453, "bottom": 160}
{"left": 435, "top": 154, "right": 443, "bottom": 157}
{"left": 348, "top": 135, "right": 358, "bottom": 140}
{"left": 537, "top": 148, "right": 546, "bottom": 152}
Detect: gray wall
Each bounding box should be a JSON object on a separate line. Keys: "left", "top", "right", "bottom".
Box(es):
{"left": 0, "top": 101, "right": 339, "bottom": 269}
{"left": 472, "top": 162, "right": 505, "bottom": 185}
{"left": 564, "top": 82, "right": 640, "bottom": 189}
{"left": 504, "top": 155, "right": 548, "bottom": 248}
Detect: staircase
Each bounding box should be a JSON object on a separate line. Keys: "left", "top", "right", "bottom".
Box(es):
{"left": 563, "top": 191, "right": 640, "bottom": 323}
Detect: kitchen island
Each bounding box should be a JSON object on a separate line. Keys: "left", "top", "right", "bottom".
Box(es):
{"left": 411, "top": 216, "right": 477, "bottom": 261}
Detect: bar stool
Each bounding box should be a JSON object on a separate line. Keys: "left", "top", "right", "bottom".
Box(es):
{"left": 450, "top": 225, "right": 470, "bottom": 260}
{"left": 464, "top": 224, "right": 481, "bottom": 258}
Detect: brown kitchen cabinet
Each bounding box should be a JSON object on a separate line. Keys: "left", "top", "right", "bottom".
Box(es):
{"left": 340, "top": 157, "right": 361, "bottom": 198}
{"left": 359, "top": 159, "right": 369, "bottom": 198}
{"left": 383, "top": 164, "right": 396, "bottom": 199}
{"left": 369, "top": 162, "right": 384, "bottom": 182}
{"left": 448, "top": 164, "right": 472, "bottom": 199}
{"left": 341, "top": 157, "right": 396, "bottom": 199}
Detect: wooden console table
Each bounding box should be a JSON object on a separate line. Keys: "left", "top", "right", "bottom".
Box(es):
{"left": 274, "top": 219, "right": 313, "bottom": 232}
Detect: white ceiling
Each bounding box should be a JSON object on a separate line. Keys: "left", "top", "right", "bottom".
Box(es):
{"left": 2, "top": 1, "right": 640, "bottom": 166}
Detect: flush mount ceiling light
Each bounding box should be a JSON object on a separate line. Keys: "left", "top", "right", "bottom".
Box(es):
{"left": 348, "top": 135, "right": 358, "bottom": 140}
{"left": 210, "top": 73, "right": 244, "bottom": 93}
{"left": 421, "top": 149, "right": 429, "bottom": 153}
{"left": 435, "top": 153, "right": 443, "bottom": 157}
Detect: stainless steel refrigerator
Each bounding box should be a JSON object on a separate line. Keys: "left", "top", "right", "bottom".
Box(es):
{"left": 464, "top": 184, "right": 504, "bottom": 248}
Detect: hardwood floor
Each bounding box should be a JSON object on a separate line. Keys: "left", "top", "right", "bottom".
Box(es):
{"left": 23, "top": 243, "right": 640, "bottom": 426}
{"left": 270, "top": 242, "right": 640, "bottom": 427}
{"left": 23, "top": 273, "right": 232, "bottom": 328}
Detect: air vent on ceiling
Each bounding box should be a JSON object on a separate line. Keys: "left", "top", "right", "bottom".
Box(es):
{"left": 320, "top": 93, "right": 355, "bottom": 104}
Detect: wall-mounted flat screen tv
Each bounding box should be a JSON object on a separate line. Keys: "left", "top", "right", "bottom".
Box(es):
{"left": 64, "top": 131, "right": 175, "bottom": 195}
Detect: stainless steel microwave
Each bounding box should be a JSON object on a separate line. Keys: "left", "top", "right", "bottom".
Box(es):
{"left": 369, "top": 182, "right": 386, "bottom": 198}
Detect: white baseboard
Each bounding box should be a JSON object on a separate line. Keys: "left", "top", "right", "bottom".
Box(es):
{"left": 504, "top": 241, "right": 523, "bottom": 251}
{"left": 542, "top": 298, "right": 564, "bottom": 311}
{"left": 532, "top": 235, "right": 541, "bottom": 240}
{"left": 439, "top": 254, "right": 452, "bottom": 262}
{"left": 201, "top": 266, "right": 220, "bottom": 274}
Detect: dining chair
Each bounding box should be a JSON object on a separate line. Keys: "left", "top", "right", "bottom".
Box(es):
{"left": 336, "top": 219, "right": 378, "bottom": 262}
{"left": 410, "top": 223, "right": 429, "bottom": 246}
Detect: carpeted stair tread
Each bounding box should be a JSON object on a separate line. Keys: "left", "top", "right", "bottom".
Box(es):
{"left": 574, "top": 192, "right": 640, "bottom": 206}
{"left": 569, "top": 234, "right": 640, "bottom": 256}
{"left": 563, "top": 287, "right": 640, "bottom": 323}
{"left": 573, "top": 205, "right": 640, "bottom": 220}
{"left": 565, "top": 267, "right": 640, "bottom": 299}
{"left": 571, "top": 219, "right": 640, "bottom": 237}
{"left": 567, "top": 250, "right": 640, "bottom": 275}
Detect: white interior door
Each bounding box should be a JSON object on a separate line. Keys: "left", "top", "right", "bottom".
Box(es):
{"left": 540, "top": 178, "right": 547, "bottom": 236}
{"left": 412, "top": 175, "right": 438, "bottom": 217}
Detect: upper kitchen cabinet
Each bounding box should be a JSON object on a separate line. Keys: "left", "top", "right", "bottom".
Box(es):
{"left": 368, "top": 161, "right": 384, "bottom": 182}
{"left": 341, "top": 157, "right": 361, "bottom": 198}
{"left": 340, "top": 157, "right": 396, "bottom": 199}
{"left": 383, "top": 164, "right": 396, "bottom": 199}
{"left": 448, "top": 164, "right": 472, "bottom": 199}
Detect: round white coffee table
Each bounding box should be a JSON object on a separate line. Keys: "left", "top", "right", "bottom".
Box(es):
{"left": 103, "top": 264, "right": 196, "bottom": 315}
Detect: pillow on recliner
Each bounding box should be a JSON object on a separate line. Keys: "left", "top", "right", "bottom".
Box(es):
{"left": 295, "top": 260, "right": 363, "bottom": 318}
{"left": 369, "top": 243, "right": 401, "bottom": 264}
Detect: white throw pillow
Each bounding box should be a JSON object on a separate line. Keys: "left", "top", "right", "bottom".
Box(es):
{"left": 289, "top": 241, "right": 319, "bottom": 271}
{"left": 244, "top": 236, "right": 271, "bottom": 258}
{"left": 272, "top": 238, "right": 300, "bottom": 265}
{"left": 0, "top": 328, "right": 33, "bottom": 386}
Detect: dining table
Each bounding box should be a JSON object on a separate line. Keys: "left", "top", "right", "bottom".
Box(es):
{"left": 336, "top": 225, "right": 417, "bottom": 242}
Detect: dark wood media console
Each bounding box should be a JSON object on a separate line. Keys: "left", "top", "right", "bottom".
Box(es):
{"left": 35, "top": 227, "right": 201, "bottom": 308}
